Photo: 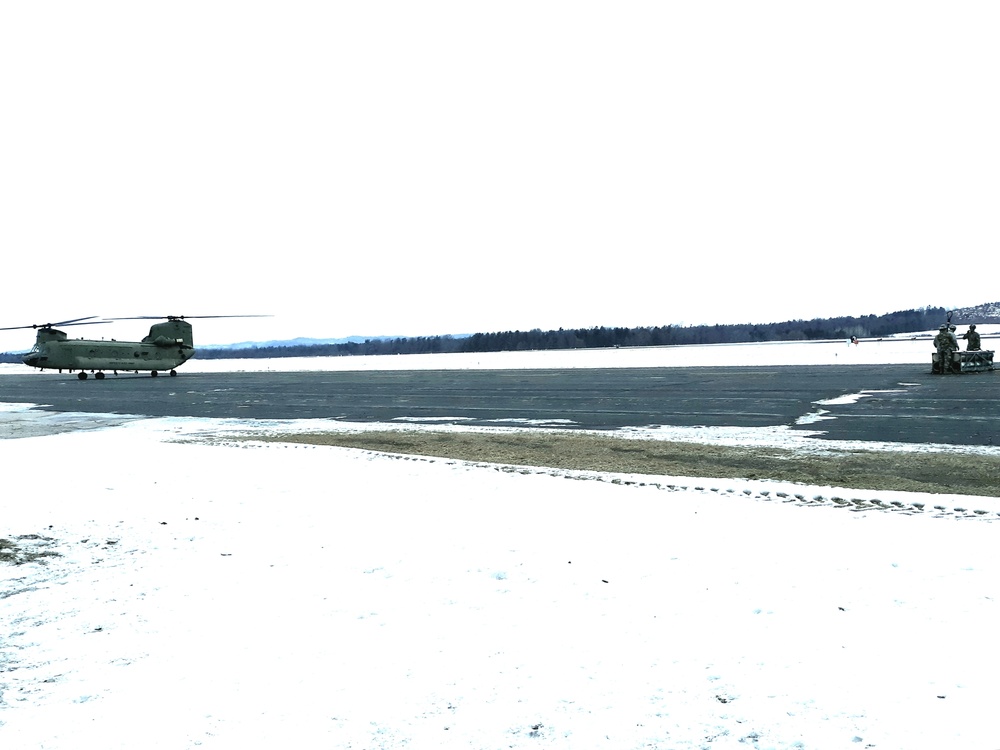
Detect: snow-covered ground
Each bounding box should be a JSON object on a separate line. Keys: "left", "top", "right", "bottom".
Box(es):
{"left": 2, "top": 338, "right": 999, "bottom": 749}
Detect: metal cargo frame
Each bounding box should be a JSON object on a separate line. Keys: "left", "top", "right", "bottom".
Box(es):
{"left": 959, "top": 349, "right": 995, "bottom": 373}
{"left": 931, "top": 349, "right": 994, "bottom": 373}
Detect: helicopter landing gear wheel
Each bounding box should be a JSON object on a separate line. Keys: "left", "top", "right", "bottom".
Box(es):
{"left": 170, "top": 370, "right": 177, "bottom": 377}
{"left": 78, "top": 372, "right": 88, "bottom": 380}
{"left": 150, "top": 370, "right": 158, "bottom": 377}
{"left": 95, "top": 372, "right": 105, "bottom": 380}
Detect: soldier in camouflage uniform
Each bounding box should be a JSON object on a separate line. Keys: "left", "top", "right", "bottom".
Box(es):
{"left": 962, "top": 324, "right": 981, "bottom": 351}
{"left": 934, "top": 324, "right": 960, "bottom": 372}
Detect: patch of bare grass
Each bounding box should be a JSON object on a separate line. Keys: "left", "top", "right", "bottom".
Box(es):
{"left": 0, "top": 535, "right": 61, "bottom": 566}
{"left": 243, "top": 431, "right": 1000, "bottom": 497}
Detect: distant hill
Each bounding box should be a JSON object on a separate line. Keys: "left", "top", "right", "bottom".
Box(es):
{"left": 951, "top": 301, "right": 1000, "bottom": 323}
{"left": 198, "top": 335, "right": 405, "bottom": 351}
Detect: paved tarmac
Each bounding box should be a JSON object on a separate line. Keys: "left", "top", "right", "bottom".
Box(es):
{"left": 1, "top": 365, "right": 997, "bottom": 446}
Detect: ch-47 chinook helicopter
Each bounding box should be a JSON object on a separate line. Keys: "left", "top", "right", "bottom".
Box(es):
{"left": 1, "top": 315, "right": 267, "bottom": 379}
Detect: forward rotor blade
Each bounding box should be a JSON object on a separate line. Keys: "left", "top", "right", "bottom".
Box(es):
{"left": 0, "top": 316, "right": 106, "bottom": 331}
{"left": 52, "top": 316, "right": 102, "bottom": 326}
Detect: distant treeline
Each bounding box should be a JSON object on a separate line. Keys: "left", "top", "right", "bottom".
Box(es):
{"left": 192, "top": 306, "right": 953, "bottom": 360}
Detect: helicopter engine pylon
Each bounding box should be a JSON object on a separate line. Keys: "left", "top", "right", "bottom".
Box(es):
{"left": 103, "top": 315, "right": 272, "bottom": 351}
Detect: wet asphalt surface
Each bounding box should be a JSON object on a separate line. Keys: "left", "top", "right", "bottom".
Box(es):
{"left": 1, "top": 364, "right": 997, "bottom": 447}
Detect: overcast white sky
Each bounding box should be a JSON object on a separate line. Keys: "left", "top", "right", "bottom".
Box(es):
{"left": 2, "top": 2, "right": 998, "bottom": 348}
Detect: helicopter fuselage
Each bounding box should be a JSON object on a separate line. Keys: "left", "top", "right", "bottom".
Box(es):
{"left": 22, "top": 319, "right": 195, "bottom": 378}
{"left": 24, "top": 337, "right": 193, "bottom": 374}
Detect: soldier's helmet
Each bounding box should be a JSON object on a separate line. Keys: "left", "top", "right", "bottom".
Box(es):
{"left": 939, "top": 324, "right": 948, "bottom": 330}
{"left": 970, "top": 324, "right": 977, "bottom": 330}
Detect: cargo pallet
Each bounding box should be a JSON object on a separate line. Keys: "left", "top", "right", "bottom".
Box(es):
{"left": 932, "top": 349, "right": 995, "bottom": 374}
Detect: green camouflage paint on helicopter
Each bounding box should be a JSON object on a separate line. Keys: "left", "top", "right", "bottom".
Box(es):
{"left": 1, "top": 315, "right": 267, "bottom": 379}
